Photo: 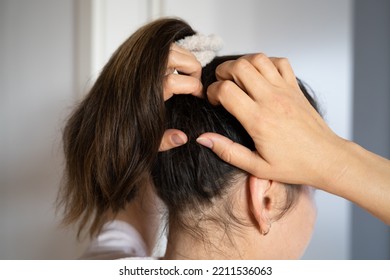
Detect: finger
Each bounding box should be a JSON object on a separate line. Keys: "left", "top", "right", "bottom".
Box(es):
{"left": 207, "top": 80, "right": 253, "bottom": 107}
{"left": 269, "top": 57, "right": 299, "bottom": 87}
{"left": 215, "top": 59, "right": 270, "bottom": 98}
{"left": 196, "top": 132, "right": 270, "bottom": 178}
{"left": 164, "top": 73, "right": 203, "bottom": 100}
{"left": 206, "top": 80, "right": 260, "bottom": 133}
{"left": 169, "top": 44, "right": 202, "bottom": 79}
{"left": 243, "top": 53, "right": 285, "bottom": 85}
{"left": 159, "top": 129, "right": 188, "bottom": 152}
{"left": 171, "top": 43, "right": 194, "bottom": 56}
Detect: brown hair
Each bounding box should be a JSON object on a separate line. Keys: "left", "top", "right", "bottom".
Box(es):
{"left": 57, "top": 18, "right": 196, "bottom": 238}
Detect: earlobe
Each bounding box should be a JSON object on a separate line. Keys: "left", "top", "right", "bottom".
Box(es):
{"left": 248, "top": 176, "right": 272, "bottom": 235}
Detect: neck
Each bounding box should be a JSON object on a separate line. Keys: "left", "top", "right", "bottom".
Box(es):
{"left": 163, "top": 222, "right": 259, "bottom": 260}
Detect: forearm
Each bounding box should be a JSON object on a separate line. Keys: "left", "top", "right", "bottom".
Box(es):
{"left": 317, "top": 139, "right": 390, "bottom": 225}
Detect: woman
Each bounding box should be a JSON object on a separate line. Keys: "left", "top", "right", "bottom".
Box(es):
{"left": 58, "top": 18, "right": 319, "bottom": 259}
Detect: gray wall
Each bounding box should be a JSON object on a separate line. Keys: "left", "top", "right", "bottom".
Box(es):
{"left": 352, "top": 0, "right": 390, "bottom": 259}
{"left": 0, "top": 0, "right": 87, "bottom": 259}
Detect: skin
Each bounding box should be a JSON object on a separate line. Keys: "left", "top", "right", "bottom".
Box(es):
{"left": 164, "top": 176, "right": 316, "bottom": 259}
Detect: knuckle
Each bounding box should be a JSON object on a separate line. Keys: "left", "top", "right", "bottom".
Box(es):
{"left": 165, "top": 74, "right": 176, "bottom": 88}
{"left": 232, "top": 58, "right": 252, "bottom": 73}
{"left": 251, "top": 53, "right": 268, "bottom": 65}
{"left": 215, "top": 61, "right": 229, "bottom": 78}
{"left": 218, "top": 145, "right": 233, "bottom": 164}
{"left": 194, "top": 59, "right": 202, "bottom": 71}
{"left": 218, "top": 80, "right": 236, "bottom": 94}
{"left": 277, "top": 57, "right": 290, "bottom": 67}
{"left": 191, "top": 77, "right": 202, "bottom": 88}
{"left": 167, "top": 49, "right": 178, "bottom": 65}
{"left": 188, "top": 56, "right": 202, "bottom": 75}
{"left": 189, "top": 78, "right": 203, "bottom": 95}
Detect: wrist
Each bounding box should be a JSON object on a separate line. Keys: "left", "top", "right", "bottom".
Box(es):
{"left": 311, "top": 134, "right": 353, "bottom": 193}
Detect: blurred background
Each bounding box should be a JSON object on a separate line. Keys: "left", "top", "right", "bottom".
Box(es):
{"left": 0, "top": 0, "right": 389, "bottom": 259}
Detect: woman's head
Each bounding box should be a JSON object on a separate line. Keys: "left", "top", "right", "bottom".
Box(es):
{"left": 152, "top": 54, "right": 318, "bottom": 259}
{"left": 59, "top": 17, "right": 317, "bottom": 258}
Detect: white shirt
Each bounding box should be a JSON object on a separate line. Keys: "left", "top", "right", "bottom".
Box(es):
{"left": 81, "top": 220, "right": 148, "bottom": 259}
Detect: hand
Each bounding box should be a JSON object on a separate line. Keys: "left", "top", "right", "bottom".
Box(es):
{"left": 159, "top": 44, "right": 202, "bottom": 151}
{"left": 197, "top": 53, "right": 346, "bottom": 187}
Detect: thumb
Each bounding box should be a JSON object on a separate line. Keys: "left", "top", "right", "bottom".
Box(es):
{"left": 196, "top": 132, "right": 269, "bottom": 177}
{"left": 159, "top": 129, "right": 188, "bottom": 152}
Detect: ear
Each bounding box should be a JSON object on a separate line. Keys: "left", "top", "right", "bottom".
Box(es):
{"left": 248, "top": 176, "right": 273, "bottom": 235}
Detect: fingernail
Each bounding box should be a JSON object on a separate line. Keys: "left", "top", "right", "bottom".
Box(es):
{"left": 196, "top": 137, "right": 213, "bottom": 149}
{"left": 172, "top": 134, "right": 186, "bottom": 145}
